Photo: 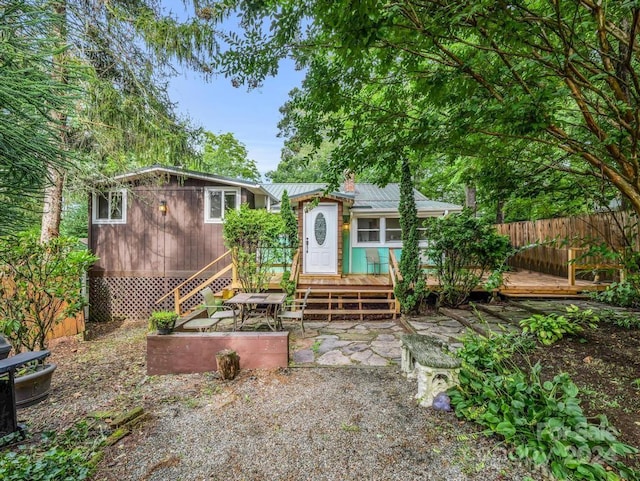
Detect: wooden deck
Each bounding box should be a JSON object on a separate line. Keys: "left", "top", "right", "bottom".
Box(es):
{"left": 270, "top": 269, "right": 609, "bottom": 297}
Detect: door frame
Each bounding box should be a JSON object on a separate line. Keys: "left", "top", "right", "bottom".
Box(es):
{"left": 303, "top": 203, "right": 338, "bottom": 275}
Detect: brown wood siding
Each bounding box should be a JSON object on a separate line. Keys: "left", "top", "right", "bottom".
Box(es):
{"left": 90, "top": 177, "right": 248, "bottom": 277}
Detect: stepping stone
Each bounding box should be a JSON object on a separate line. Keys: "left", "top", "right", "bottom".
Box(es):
{"left": 375, "top": 334, "right": 397, "bottom": 342}
{"left": 370, "top": 341, "right": 401, "bottom": 359}
{"left": 350, "top": 350, "right": 372, "bottom": 364}
{"left": 363, "top": 353, "right": 389, "bottom": 366}
{"left": 316, "top": 350, "right": 351, "bottom": 366}
{"left": 292, "top": 349, "right": 315, "bottom": 364}
{"left": 317, "top": 339, "right": 352, "bottom": 354}
{"left": 342, "top": 343, "right": 369, "bottom": 355}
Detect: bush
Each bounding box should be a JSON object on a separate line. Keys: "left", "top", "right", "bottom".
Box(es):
{"left": 519, "top": 305, "right": 598, "bottom": 346}
{"left": 450, "top": 332, "right": 639, "bottom": 480}
{"left": 149, "top": 311, "right": 178, "bottom": 330}
{"left": 425, "top": 209, "right": 511, "bottom": 307}
{"left": 590, "top": 281, "right": 640, "bottom": 308}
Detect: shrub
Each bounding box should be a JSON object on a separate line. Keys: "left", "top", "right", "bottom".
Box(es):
{"left": 223, "top": 205, "right": 284, "bottom": 292}
{"left": 590, "top": 281, "right": 640, "bottom": 308}
{"left": 149, "top": 311, "right": 178, "bottom": 330}
{"left": 450, "top": 332, "right": 639, "bottom": 480}
{"left": 519, "top": 305, "right": 598, "bottom": 346}
{"left": 425, "top": 209, "right": 511, "bottom": 307}
{"left": 0, "top": 232, "right": 97, "bottom": 353}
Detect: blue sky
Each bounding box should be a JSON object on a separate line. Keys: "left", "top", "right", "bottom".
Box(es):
{"left": 165, "top": 2, "right": 305, "bottom": 177}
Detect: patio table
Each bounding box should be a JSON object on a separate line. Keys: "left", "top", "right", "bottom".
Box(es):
{"left": 225, "top": 292, "right": 287, "bottom": 331}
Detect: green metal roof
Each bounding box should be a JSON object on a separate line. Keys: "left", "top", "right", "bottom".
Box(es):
{"left": 261, "top": 183, "right": 462, "bottom": 213}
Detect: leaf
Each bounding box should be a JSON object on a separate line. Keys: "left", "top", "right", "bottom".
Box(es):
{"left": 496, "top": 421, "right": 516, "bottom": 438}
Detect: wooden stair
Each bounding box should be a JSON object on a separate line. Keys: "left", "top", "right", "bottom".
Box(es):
{"left": 296, "top": 286, "right": 398, "bottom": 321}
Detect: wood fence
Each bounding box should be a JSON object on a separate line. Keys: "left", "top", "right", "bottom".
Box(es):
{"left": 495, "top": 211, "right": 638, "bottom": 278}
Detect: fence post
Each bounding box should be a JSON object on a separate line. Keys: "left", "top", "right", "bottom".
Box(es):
{"left": 567, "top": 248, "right": 576, "bottom": 286}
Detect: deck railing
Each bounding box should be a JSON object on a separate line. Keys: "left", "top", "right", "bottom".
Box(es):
{"left": 155, "top": 250, "right": 236, "bottom": 315}
{"left": 388, "top": 249, "right": 402, "bottom": 313}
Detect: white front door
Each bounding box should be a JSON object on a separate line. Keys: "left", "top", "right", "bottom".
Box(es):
{"left": 304, "top": 203, "right": 338, "bottom": 274}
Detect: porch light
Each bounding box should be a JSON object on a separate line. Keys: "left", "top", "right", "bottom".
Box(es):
{"left": 343, "top": 221, "right": 350, "bottom": 231}
{"left": 159, "top": 200, "right": 167, "bottom": 215}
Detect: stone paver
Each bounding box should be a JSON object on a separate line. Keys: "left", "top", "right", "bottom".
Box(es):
{"left": 316, "top": 350, "right": 351, "bottom": 366}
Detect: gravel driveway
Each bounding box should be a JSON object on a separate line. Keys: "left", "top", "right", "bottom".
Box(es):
{"left": 21, "top": 320, "right": 536, "bottom": 480}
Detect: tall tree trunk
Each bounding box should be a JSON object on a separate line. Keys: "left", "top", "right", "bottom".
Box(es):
{"left": 495, "top": 199, "right": 505, "bottom": 224}
{"left": 41, "top": 0, "right": 68, "bottom": 243}
{"left": 464, "top": 185, "right": 477, "bottom": 213}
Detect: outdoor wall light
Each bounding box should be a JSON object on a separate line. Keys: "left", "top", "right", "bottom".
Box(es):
{"left": 159, "top": 200, "right": 167, "bottom": 216}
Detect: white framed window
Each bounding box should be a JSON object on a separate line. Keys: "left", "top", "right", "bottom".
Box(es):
{"left": 385, "top": 218, "right": 402, "bottom": 242}
{"left": 356, "top": 218, "right": 380, "bottom": 243}
{"left": 205, "top": 187, "right": 240, "bottom": 223}
{"left": 92, "top": 190, "right": 126, "bottom": 224}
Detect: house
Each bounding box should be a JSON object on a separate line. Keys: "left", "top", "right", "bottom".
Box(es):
{"left": 88, "top": 166, "right": 462, "bottom": 322}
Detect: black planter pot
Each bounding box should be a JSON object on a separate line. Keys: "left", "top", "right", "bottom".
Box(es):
{"left": 156, "top": 327, "right": 173, "bottom": 335}
{"left": 14, "top": 363, "right": 57, "bottom": 408}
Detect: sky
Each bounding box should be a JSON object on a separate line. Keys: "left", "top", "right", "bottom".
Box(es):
{"left": 165, "top": 3, "right": 305, "bottom": 177}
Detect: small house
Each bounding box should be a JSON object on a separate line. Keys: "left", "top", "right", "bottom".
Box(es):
{"left": 88, "top": 166, "right": 462, "bottom": 322}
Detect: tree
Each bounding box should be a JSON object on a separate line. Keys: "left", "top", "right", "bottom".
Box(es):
{"left": 211, "top": 1, "right": 640, "bottom": 220}
{"left": 40, "top": 0, "right": 220, "bottom": 241}
{"left": 395, "top": 158, "right": 426, "bottom": 313}
{"left": 0, "top": 1, "right": 72, "bottom": 235}
{"left": 192, "top": 131, "right": 261, "bottom": 181}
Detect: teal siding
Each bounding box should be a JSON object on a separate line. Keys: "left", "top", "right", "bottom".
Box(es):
{"left": 349, "top": 247, "right": 397, "bottom": 274}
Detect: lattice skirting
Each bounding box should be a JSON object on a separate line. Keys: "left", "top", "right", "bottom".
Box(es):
{"left": 89, "top": 276, "right": 232, "bottom": 323}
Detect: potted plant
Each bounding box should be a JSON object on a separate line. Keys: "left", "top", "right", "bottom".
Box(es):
{"left": 150, "top": 311, "right": 178, "bottom": 335}
{"left": 0, "top": 232, "right": 97, "bottom": 407}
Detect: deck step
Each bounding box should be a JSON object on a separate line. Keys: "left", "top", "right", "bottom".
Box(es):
{"left": 305, "top": 298, "right": 394, "bottom": 305}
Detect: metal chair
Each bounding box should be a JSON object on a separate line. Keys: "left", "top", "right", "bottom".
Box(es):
{"left": 183, "top": 287, "right": 239, "bottom": 331}
{"left": 277, "top": 287, "right": 311, "bottom": 334}
{"left": 365, "top": 248, "right": 386, "bottom": 275}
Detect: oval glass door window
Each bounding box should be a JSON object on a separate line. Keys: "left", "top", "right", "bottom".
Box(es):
{"left": 315, "top": 213, "right": 327, "bottom": 246}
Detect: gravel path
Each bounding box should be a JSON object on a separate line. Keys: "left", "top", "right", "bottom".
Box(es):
{"left": 94, "top": 368, "right": 535, "bottom": 481}
{"left": 21, "top": 320, "right": 537, "bottom": 480}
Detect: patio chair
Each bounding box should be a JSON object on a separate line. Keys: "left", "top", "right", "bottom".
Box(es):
{"left": 183, "top": 287, "right": 239, "bottom": 332}
{"left": 365, "top": 248, "right": 387, "bottom": 275}
{"left": 277, "top": 287, "right": 311, "bottom": 334}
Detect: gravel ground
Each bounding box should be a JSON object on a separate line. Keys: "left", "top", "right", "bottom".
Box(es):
{"left": 95, "top": 368, "right": 536, "bottom": 481}
{"left": 21, "top": 320, "right": 538, "bottom": 480}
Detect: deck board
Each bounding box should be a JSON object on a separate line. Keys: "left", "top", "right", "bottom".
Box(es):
{"left": 270, "top": 269, "right": 608, "bottom": 296}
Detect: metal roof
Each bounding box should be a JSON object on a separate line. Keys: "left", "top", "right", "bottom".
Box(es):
{"left": 102, "top": 165, "right": 276, "bottom": 198}
{"left": 261, "top": 183, "right": 462, "bottom": 213}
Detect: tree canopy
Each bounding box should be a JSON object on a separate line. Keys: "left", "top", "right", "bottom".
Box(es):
{"left": 191, "top": 131, "right": 261, "bottom": 182}
{"left": 208, "top": 0, "right": 640, "bottom": 219}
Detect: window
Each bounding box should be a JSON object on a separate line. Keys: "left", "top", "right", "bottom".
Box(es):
{"left": 205, "top": 187, "right": 239, "bottom": 222}
{"left": 357, "top": 218, "right": 380, "bottom": 242}
{"left": 92, "top": 190, "right": 126, "bottom": 224}
{"left": 385, "top": 218, "right": 402, "bottom": 242}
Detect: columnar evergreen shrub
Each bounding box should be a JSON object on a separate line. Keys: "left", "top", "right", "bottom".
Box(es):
{"left": 395, "top": 158, "right": 427, "bottom": 313}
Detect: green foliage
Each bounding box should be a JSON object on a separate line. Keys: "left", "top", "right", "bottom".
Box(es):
{"left": 0, "top": 232, "right": 97, "bottom": 352}
{"left": 149, "top": 311, "right": 178, "bottom": 330}
{"left": 0, "top": 1, "right": 74, "bottom": 235}
{"left": 395, "top": 159, "right": 427, "bottom": 313}
{"left": 0, "top": 420, "right": 103, "bottom": 481}
{"left": 426, "top": 210, "right": 511, "bottom": 307}
{"left": 280, "top": 191, "right": 298, "bottom": 249}
{"left": 591, "top": 282, "right": 640, "bottom": 309}
{"left": 520, "top": 305, "right": 598, "bottom": 346}
{"left": 0, "top": 447, "right": 90, "bottom": 481}
{"left": 450, "top": 333, "right": 639, "bottom": 480}
{"left": 191, "top": 131, "right": 261, "bottom": 182}
{"left": 596, "top": 309, "right": 640, "bottom": 329}
{"left": 223, "top": 206, "right": 284, "bottom": 292}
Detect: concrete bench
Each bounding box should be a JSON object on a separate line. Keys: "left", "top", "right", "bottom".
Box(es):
{"left": 400, "top": 334, "right": 461, "bottom": 408}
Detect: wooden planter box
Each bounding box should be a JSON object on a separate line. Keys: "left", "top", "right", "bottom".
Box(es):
{"left": 146, "top": 331, "right": 289, "bottom": 375}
